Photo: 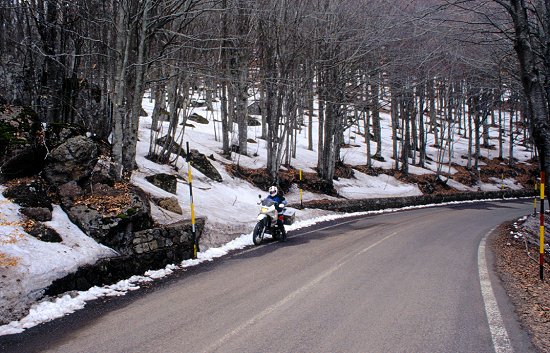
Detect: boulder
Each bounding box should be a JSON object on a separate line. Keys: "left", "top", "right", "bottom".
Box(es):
{"left": 155, "top": 196, "right": 183, "bottom": 214}
{"left": 145, "top": 173, "right": 177, "bottom": 194}
{"left": 44, "top": 123, "right": 86, "bottom": 149}
{"left": 188, "top": 113, "right": 209, "bottom": 124}
{"left": 27, "top": 223, "right": 62, "bottom": 243}
{"left": 58, "top": 181, "right": 84, "bottom": 199}
{"left": 64, "top": 186, "right": 153, "bottom": 255}
{"left": 0, "top": 106, "right": 47, "bottom": 180}
{"left": 156, "top": 136, "right": 222, "bottom": 182}
{"left": 20, "top": 207, "right": 52, "bottom": 222}
{"left": 90, "top": 157, "right": 116, "bottom": 186}
{"left": 187, "top": 149, "right": 223, "bottom": 182}
{"left": 1, "top": 146, "right": 48, "bottom": 181}
{"left": 2, "top": 181, "right": 52, "bottom": 210}
{"left": 42, "top": 135, "right": 98, "bottom": 185}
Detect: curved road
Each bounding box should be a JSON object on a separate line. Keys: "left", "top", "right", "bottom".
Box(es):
{"left": 0, "top": 200, "right": 537, "bottom": 352}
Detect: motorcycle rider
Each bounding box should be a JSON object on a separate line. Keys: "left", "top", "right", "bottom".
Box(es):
{"left": 267, "top": 186, "right": 287, "bottom": 241}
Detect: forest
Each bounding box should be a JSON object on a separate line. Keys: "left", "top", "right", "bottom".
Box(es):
{"left": 0, "top": 0, "right": 548, "bottom": 187}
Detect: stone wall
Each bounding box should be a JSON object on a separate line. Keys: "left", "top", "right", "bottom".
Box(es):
{"left": 297, "top": 189, "right": 535, "bottom": 213}
{"left": 45, "top": 218, "right": 205, "bottom": 296}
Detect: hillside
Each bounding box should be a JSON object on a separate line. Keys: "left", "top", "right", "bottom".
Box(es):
{"left": 0, "top": 91, "right": 539, "bottom": 335}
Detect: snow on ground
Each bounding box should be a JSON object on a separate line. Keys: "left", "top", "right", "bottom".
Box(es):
{"left": 0, "top": 188, "right": 116, "bottom": 328}
{"left": 0, "top": 91, "right": 534, "bottom": 336}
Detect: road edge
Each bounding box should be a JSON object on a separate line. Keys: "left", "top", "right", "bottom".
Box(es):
{"left": 479, "top": 229, "right": 514, "bottom": 353}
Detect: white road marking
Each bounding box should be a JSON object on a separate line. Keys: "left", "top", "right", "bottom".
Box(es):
{"left": 478, "top": 230, "right": 514, "bottom": 353}
{"left": 202, "top": 231, "right": 398, "bottom": 353}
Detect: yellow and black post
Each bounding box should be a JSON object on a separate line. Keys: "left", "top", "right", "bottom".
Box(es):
{"left": 299, "top": 169, "right": 303, "bottom": 209}
{"left": 534, "top": 179, "right": 538, "bottom": 216}
{"left": 540, "top": 171, "right": 545, "bottom": 280}
{"left": 187, "top": 142, "right": 198, "bottom": 259}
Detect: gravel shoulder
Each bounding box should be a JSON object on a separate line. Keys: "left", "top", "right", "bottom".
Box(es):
{"left": 490, "top": 222, "right": 550, "bottom": 353}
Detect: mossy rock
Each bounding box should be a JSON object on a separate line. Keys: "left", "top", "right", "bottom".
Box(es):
{"left": 0, "top": 106, "right": 41, "bottom": 152}
{"left": 0, "top": 121, "right": 24, "bottom": 151}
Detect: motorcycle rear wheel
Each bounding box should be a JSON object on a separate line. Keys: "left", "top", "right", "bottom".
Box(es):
{"left": 252, "top": 220, "right": 265, "bottom": 245}
{"left": 280, "top": 226, "right": 287, "bottom": 242}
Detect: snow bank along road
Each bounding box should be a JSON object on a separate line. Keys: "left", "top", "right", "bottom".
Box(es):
{"left": 0, "top": 200, "right": 536, "bottom": 352}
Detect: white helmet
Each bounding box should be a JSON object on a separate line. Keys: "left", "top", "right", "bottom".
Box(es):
{"left": 269, "top": 186, "right": 278, "bottom": 196}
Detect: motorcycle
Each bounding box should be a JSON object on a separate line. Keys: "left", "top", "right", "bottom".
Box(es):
{"left": 252, "top": 196, "right": 287, "bottom": 245}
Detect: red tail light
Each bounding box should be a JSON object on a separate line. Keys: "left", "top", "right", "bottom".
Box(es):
{"left": 279, "top": 215, "right": 284, "bottom": 221}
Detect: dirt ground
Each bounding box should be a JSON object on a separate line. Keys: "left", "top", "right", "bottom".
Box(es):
{"left": 491, "top": 219, "right": 550, "bottom": 353}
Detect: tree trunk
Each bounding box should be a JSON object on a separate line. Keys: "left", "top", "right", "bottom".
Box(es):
{"left": 507, "top": 0, "right": 550, "bottom": 186}
{"left": 112, "top": 4, "right": 132, "bottom": 180}
{"left": 428, "top": 78, "right": 439, "bottom": 147}
{"left": 418, "top": 81, "right": 426, "bottom": 168}
{"left": 220, "top": 82, "right": 230, "bottom": 155}
{"left": 372, "top": 75, "right": 382, "bottom": 159}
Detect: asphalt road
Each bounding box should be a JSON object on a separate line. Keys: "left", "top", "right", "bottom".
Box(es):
{"left": 0, "top": 199, "right": 538, "bottom": 352}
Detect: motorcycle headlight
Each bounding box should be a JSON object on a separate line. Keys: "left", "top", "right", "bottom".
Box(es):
{"left": 261, "top": 207, "right": 268, "bottom": 213}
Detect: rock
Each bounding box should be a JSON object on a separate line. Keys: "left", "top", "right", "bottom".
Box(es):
{"left": 145, "top": 173, "right": 177, "bottom": 194}
{"left": 90, "top": 157, "right": 116, "bottom": 186}
{"left": 64, "top": 185, "right": 153, "bottom": 255}
{"left": 90, "top": 183, "right": 118, "bottom": 196}
{"left": 42, "top": 135, "right": 98, "bottom": 185}
{"left": 27, "top": 223, "right": 62, "bottom": 243}
{"left": 156, "top": 197, "right": 183, "bottom": 214}
{"left": 156, "top": 136, "right": 222, "bottom": 182}
{"left": 190, "top": 100, "right": 207, "bottom": 108}
{"left": 3, "top": 181, "right": 52, "bottom": 210}
{"left": 58, "top": 181, "right": 84, "bottom": 199}
{"left": 248, "top": 116, "right": 261, "bottom": 126}
{"left": 20, "top": 207, "right": 52, "bottom": 222}
{"left": 66, "top": 204, "right": 105, "bottom": 237}
{"left": 0, "top": 146, "right": 47, "bottom": 181}
{"left": 0, "top": 106, "right": 47, "bottom": 180}
{"left": 45, "top": 123, "right": 86, "bottom": 149}
{"left": 188, "top": 113, "right": 208, "bottom": 124}
{"left": 188, "top": 149, "right": 223, "bottom": 182}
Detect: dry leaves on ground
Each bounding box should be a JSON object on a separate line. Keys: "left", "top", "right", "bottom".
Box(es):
{"left": 491, "top": 226, "right": 550, "bottom": 353}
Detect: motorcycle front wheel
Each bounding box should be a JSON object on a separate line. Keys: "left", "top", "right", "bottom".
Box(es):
{"left": 252, "top": 220, "right": 265, "bottom": 245}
